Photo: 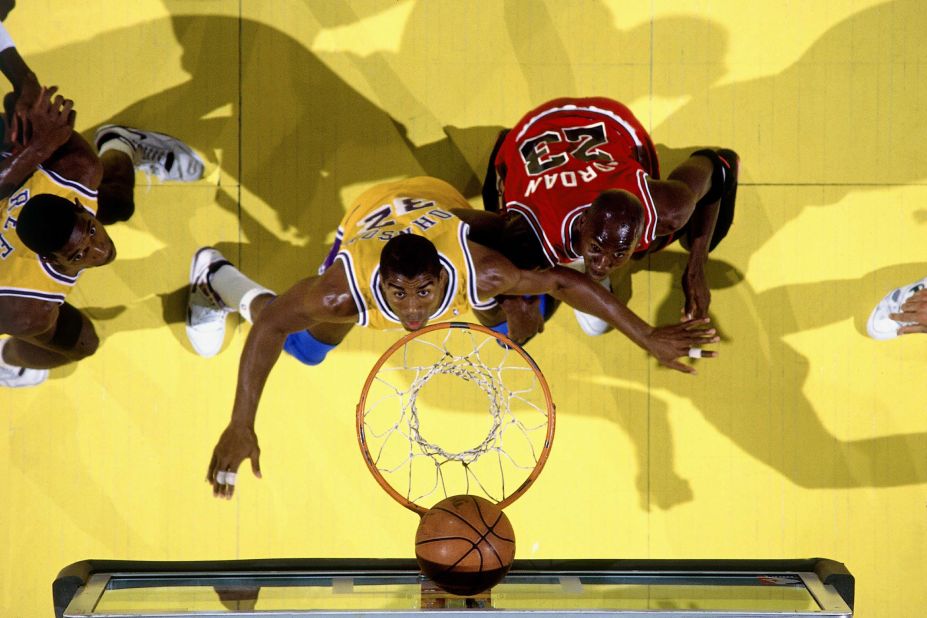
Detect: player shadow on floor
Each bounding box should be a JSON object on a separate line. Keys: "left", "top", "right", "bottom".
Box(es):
{"left": 80, "top": 13, "right": 500, "bottom": 268}
{"left": 323, "top": 1, "right": 728, "bottom": 136}
{"left": 580, "top": 249, "right": 927, "bottom": 496}
{"left": 552, "top": 255, "right": 743, "bottom": 511}
{"left": 650, "top": 0, "right": 926, "bottom": 245}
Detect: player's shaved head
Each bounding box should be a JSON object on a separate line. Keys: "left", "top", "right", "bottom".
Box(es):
{"left": 380, "top": 233, "right": 442, "bottom": 280}
{"left": 575, "top": 190, "right": 645, "bottom": 280}
{"left": 588, "top": 190, "right": 645, "bottom": 240}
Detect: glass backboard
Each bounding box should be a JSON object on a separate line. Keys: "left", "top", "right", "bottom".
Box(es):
{"left": 55, "top": 558, "right": 854, "bottom": 617}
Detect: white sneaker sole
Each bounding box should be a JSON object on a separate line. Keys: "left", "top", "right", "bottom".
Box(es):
{"left": 0, "top": 367, "right": 49, "bottom": 388}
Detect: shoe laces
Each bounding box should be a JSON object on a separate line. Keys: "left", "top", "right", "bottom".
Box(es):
{"left": 193, "top": 272, "right": 229, "bottom": 314}
{"left": 137, "top": 143, "right": 175, "bottom": 174}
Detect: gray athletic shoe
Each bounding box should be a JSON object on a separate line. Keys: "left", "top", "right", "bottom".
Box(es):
{"left": 186, "top": 248, "right": 233, "bottom": 357}
{"left": 0, "top": 363, "right": 48, "bottom": 388}
{"left": 95, "top": 124, "right": 204, "bottom": 182}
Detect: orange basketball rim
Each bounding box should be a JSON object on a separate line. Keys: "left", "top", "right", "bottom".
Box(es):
{"left": 356, "top": 322, "right": 556, "bottom": 515}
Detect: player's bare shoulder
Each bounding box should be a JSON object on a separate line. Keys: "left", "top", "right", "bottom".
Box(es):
{"left": 300, "top": 260, "right": 360, "bottom": 323}
{"left": 466, "top": 238, "right": 518, "bottom": 297}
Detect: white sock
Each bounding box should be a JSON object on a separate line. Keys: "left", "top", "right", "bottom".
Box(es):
{"left": 209, "top": 265, "right": 275, "bottom": 324}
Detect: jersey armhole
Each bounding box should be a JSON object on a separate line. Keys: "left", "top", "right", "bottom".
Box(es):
{"left": 333, "top": 252, "right": 369, "bottom": 327}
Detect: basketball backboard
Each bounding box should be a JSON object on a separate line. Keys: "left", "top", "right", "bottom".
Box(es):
{"left": 55, "top": 557, "right": 853, "bottom": 617}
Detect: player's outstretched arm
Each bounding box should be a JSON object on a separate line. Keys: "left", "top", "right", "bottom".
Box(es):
{"left": 208, "top": 267, "right": 357, "bottom": 499}
{"left": 471, "top": 242, "right": 718, "bottom": 374}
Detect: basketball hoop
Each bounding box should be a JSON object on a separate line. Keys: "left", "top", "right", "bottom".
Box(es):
{"left": 356, "top": 322, "right": 556, "bottom": 515}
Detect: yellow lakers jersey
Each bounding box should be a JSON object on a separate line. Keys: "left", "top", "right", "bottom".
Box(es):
{"left": 331, "top": 177, "right": 496, "bottom": 330}
{"left": 0, "top": 166, "right": 99, "bottom": 304}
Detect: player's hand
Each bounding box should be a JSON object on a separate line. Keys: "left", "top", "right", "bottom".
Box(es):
{"left": 682, "top": 264, "right": 711, "bottom": 320}
{"left": 892, "top": 288, "right": 927, "bottom": 335}
{"left": 11, "top": 85, "right": 75, "bottom": 154}
{"left": 207, "top": 422, "right": 262, "bottom": 499}
{"left": 11, "top": 73, "right": 42, "bottom": 130}
{"left": 644, "top": 317, "right": 719, "bottom": 374}
{"left": 500, "top": 295, "right": 545, "bottom": 345}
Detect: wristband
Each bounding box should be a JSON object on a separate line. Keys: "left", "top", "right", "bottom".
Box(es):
{"left": 0, "top": 22, "right": 15, "bottom": 53}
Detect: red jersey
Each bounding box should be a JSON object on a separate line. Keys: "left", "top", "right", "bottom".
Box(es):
{"left": 495, "top": 97, "right": 661, "bottom": 267}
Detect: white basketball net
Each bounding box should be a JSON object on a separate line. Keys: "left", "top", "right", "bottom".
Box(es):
{"left": 360, "top": 326, "right": 554, "bottom": 510}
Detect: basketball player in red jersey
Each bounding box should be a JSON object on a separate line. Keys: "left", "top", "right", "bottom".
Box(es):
{"left": 468, "top": 97, "right": 738, "bottom": 343}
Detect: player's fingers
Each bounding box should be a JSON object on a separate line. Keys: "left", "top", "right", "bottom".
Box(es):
{"left": 224, "top": 469, "right": 238, "bottom": 499}
{"left": 214, "top": 467, "right": 231, "bottom": 499}
{"left": 66, "top": 108, "right": 77, "bottom": 128}
{"left": 698, "top": 350, "right": 718, "bottom": 358}
{"left": 211, "top": 463, "right": 225, "bottom": 497}
{"left": 899, "top": 299, "right": 927, "bottom": 311}
{"left": 9, "top": 113, "right": 21, "bottom": 142}
{"left": 212, "top": 459, "right": 234, "bottom": 496}
{"left": 663, "top": 358, "right": 696, "bottom": 375}
{"left": 40, "top": 86, "right": 57, "bottom": 108}
{"left": 897, "top": 324, "right": 927, "bottom": 335}
{"left": 250, "top": 451, "right": 262, "bottom": 478}
{"left": 19, "top": 117, "right": 32, "bottom": 146}
{"left": 206, "top": 453, "right": 218, "bottom": 482}
{"left": 681, "top": 317, "right": 712, "bottom": 329}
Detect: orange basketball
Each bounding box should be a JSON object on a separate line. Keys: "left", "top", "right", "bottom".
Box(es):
{"left": 415, "top": 495, "right": 516, "bottom": 596}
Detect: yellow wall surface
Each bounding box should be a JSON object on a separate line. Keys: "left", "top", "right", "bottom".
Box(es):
{"left": 1, "top": 0, "right": 926, "bottom": 615}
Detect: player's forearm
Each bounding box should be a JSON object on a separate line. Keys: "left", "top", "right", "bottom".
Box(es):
{"left": 684, "top": 199, "right": 720, "bottom": 268}
{"left": 0, "top": 47, "right": 36, "bottom": 92}
{"left": 0, "top": 142, "right": 56, "bottom": 197}
{"left": 229, "top": 319, "right": 289, "bottom": 429}
{"left": 546, "top": 269, "right": 655, "bottom": 349}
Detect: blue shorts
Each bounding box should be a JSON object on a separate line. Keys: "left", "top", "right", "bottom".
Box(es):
{"left": 283, "top": 330, "right": 339, "bottom": 366}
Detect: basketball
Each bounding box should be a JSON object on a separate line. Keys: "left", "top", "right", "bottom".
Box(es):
{"left": 415, "top": 494, "right": 516, "bottom": 596}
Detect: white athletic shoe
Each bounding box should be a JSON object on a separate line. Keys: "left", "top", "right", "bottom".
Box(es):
{"left": 186, "top": 248, "right": 233, "bottom": 357}
{"left": 867, "top": 276, "right": 927, "bottom": 340}
{"left": 95, "top": 124, "right": 204, "bottom": 182}
{"left": 574, "top": 275, "right": 614, "bottom": 336}
{"left": 0, "top": 363, "right": 49, "bottom": 388}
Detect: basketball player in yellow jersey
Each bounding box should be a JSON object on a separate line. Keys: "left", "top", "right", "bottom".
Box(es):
{"left": 186, "top": 176, "right": 719, "bottom": 498}
{"left": 0, "top": 14, "right": 203, "bottom": 388}
{"left": 0, "top": 87, "right": 118, "bottom": 387}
